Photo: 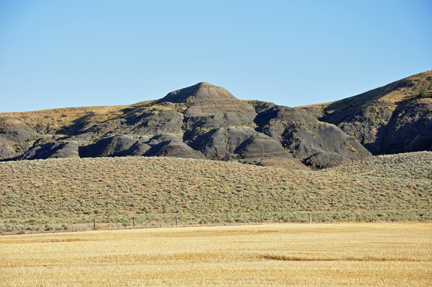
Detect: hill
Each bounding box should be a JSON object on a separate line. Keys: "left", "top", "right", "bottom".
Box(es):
{"left": 1, "top": 71, "right": 431, "bottom": 169}
{"left": 1, "top": 155, "right": 431, "bottom": 230}
{"left": 300, "top": 70, "right": 432, "bottom": 155}
{"left": 0, "top": 82, "right": 372, "bottom": 169}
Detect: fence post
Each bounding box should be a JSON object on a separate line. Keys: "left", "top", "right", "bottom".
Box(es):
{"left": 94, "top": 218, "right": 96, "bottom": 230}
{"left": 133, "top": 217, "right": 135, "bottom": 229}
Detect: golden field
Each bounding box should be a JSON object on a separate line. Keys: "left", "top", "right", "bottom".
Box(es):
{"left": 1, "top": 223, "right": 431, "bottom": 286}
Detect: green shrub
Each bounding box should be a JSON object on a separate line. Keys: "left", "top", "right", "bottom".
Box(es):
{"left": 419, "top": 91, "right": 432, "bottom": 99}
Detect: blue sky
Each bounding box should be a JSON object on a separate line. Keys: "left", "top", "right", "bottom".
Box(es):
{"left": 1, "top": 0, "right": 431, "bottom": 113}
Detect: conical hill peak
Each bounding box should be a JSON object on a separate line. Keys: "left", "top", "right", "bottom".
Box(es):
{"left": 160, "top": 82, "right": 239, "bottom": 104}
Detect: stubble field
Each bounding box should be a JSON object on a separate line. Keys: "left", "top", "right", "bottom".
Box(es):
{"left": 1, "top": 223, "right": 431, "bottom": 286}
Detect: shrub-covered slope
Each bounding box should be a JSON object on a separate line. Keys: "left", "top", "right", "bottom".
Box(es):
{"left": 324, "top": 151, "right": 432, "bottom": 180}
{"left": 1, "top": 156, "right": 431, "bottom": 222}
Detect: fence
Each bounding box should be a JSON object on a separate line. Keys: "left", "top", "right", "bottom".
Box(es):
{"left": 1, "top": 209, "right": 431, "bottom": 234}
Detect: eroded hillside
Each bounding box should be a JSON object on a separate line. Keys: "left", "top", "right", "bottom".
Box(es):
{"left": 0, "top": 82, "right": 372, "bottom": 169}
{"left": 1, "top": 71, "right": 431, "bottom": 168}
{"left": 300, "top": 70, "right": 432, "bottom": 154}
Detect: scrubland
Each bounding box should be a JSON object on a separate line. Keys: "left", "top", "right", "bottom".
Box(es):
{"left": 1, "top": 223, "right": 431, "bottom": 286}
{"left": 1, "top": 152, "right": 431, "bottom": 285}
{"left": 1, "top": 154, "right": 431, "bottom": 232}
{"left": 325, "top": 151, "right": 432, "bottom": 180}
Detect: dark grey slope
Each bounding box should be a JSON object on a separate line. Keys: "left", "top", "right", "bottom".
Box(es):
{"left": 161, "top": 82, "right": 239, "bottom": 104}
{"left": 79, "top": 134, "right": 205, "bottom": 160}
{"left": 68, "top": 109, "right": 185, "bottom": 141}
{"left": 379, "top": 100, "right": 432, "bottom": 153}
{"left": 21, "top": 141, "right": 79, "bottom": 160}
{"left": 0, "top": 138, "right": 15, "bottom": 159}
{"left": 0, "top": 118, "right": 37, "bottom": 143}
{"left": 235, "top": 132, "right": 297, "bottom": 161}
{"left": 142, "top": 134, "right": 205, "bottom": 159}
{"left": 161, "top": 82, "right": 257, "bottom": 129}
{"left": 301, "top": 70, "right": 432, "bottom": 155}
{"left": 186, "top": 126, "right": 304, "bottom": 168}
{"left": 188, "top": 127, "right": 258, "bottom": 160}
{"left": 0, "top": 118, "right": 38, "bottom": 158}
{"left": 303, "top": 153, "right": 352, "bottom": 170}
{"left": 49, "top": 141, "right": 80, "bottom": 158}
{"left": 80, "top": 135, "right": 136, "bottom": 157}
{"left": 251, "top": 103, "right": 371, "bottom": 169}
{"left": 127, "top": 110, "right": 184, "bottom": 134}
{"left": 117, "top": 104, "right": 184, "bottom": 135}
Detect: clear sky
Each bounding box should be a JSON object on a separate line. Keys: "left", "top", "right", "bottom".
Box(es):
{"left": 1, "top": 0, "right": 431, "bottom": 113}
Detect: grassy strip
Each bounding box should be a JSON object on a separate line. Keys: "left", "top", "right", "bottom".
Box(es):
{"left": 1, "top": 210, "right": 431, "bottom": 233}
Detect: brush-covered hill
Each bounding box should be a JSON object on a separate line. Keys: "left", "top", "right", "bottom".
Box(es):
{"left": 324, "top": 151, "right": 432, "bottom": 180}
{"left": 1, "top": 155, "right": 431, "bottom": 223}
{"left": 300, "top": 70, "right": 432, "bottom": 155}
{"left": 0, "top": 82, "right": 373, "bottom": 169}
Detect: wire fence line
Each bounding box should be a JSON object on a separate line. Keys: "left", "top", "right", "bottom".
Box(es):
{"left": 1, "top": 210, "right": 431, "bottom": 234}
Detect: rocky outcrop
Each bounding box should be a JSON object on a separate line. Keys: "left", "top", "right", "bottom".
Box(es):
{"left": 0, "top": 138, "right": 15, "bottom": 159}
{"left": 141, "top": 134, "right": 205, "bottom": 159}
{"left": 162, "top": 82, "right": 257, "bottom": 129}
{"left": 80, "top": 134, "right": 205, "bottom": 160}
{"left": 252, "top": 104, "right": 371, "bottom": 168}
{"left": 80, "top": 135, "right": 136, "bottom": 157}
{"left": 186, "top": 126, "right": 305, "bottom": 168}
{"left": 0, "top": 118, "right": 38, "bottom": 143}
{"left": 378, "top": 100, "right": 432, "bottom": 153}
{"left": 21, "top": 141, "right": 79, "bottom": 160}
{"left": 303, "top": 153, "right": 353, "bottom": 170}
{"left": 0, "top": 118, "right": 38, "bottom": 159}
{"left": 127, "top": 110, "right": 184, "bottom": 134}
{"left": 302, "top": 70, "right": 432, "bottom": 155}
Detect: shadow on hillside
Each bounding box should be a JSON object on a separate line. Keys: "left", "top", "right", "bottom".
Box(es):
{"left": 320, "top": 78, "right": 415, "bottom": 124}
{"left": 58, "top": 113, "right": 97, "bottom": 135}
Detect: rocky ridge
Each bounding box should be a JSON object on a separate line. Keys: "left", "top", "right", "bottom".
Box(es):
{"left": 300, "top": 70, "right": 432, "bottom": 155}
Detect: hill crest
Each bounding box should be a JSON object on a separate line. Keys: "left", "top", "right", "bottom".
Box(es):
{"left": 160, "top": 82, "right": 239, "bottom": 104}
{"left": 299, "top": 70, "right": 432, "bottom": 154}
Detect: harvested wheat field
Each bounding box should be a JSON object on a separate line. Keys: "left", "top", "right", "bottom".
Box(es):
{"left": 1, "top": 223, "right": 431, "bottom": 286}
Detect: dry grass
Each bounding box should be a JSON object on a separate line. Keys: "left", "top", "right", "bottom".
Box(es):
{"left": 1, "top": 223, "right": 431, "bottom": 286}
{"left": 297, "top": 70, "right": 432, "bottom": 120}
{"left": 0, "top": 100, "right": 154, "bottom": 133}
